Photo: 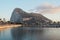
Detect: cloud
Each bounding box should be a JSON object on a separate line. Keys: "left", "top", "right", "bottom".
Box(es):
{"left": 49, "top": 7, "right": 60, "bottom": 13}
{"left": 29, "top": 3, "right": 60, "bottom": 21}
{"left": 31, "top": 3, "right": 60, "bottom": 14}
{"left": 36, "top": 3, "right": 55, "bottom": 10}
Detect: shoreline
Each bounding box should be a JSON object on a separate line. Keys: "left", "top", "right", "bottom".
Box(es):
{"left": 0, "top": 24, "right": 22, "bottom": 29}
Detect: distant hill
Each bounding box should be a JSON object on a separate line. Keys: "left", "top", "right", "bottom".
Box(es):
{"left": 10, "top": 8, "right": 52, "bottom": 24}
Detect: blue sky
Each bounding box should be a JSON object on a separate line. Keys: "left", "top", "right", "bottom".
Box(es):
{"left": 0, "top": 0, "right": 60, "bottom": 21}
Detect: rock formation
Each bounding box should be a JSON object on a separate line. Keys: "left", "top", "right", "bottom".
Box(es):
{"left": 10, "top": 8, "right": 52, "bottom": 24}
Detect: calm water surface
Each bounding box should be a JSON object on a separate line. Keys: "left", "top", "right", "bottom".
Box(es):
{"left": 0, "top": 28, "right": 13, "bottom": 40}
{"left": 0, "top": 27, "right": 60, "bottom": 40}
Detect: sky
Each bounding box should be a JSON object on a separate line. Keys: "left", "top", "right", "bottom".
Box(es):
{"left": 0, "top": 0, "right": 60, "bottom": 21}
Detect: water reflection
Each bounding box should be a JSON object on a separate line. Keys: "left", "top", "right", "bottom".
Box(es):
{"left": 0, "top": 28, "right": 13, "bottom": 40}
{"left": 0, "top": 26, "right": 44, "bottom": 40}
{"left": 11, "top": 27, "right": 44, "bottom": 40}
{"left": 0, "top": 26, "right": 60, "bottom": 40}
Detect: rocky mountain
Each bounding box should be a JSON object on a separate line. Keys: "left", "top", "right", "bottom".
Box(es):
{"left": 10, "top": 8, "right": 52, "bottom": 24}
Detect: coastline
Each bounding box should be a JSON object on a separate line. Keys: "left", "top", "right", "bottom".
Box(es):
{"left": 0, "top": 24, "right": 22, "bottom": 29}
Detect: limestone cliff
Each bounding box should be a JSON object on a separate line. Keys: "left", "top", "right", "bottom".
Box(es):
{"left": 10, "top": 8, "right": 52, "bottom": 24}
